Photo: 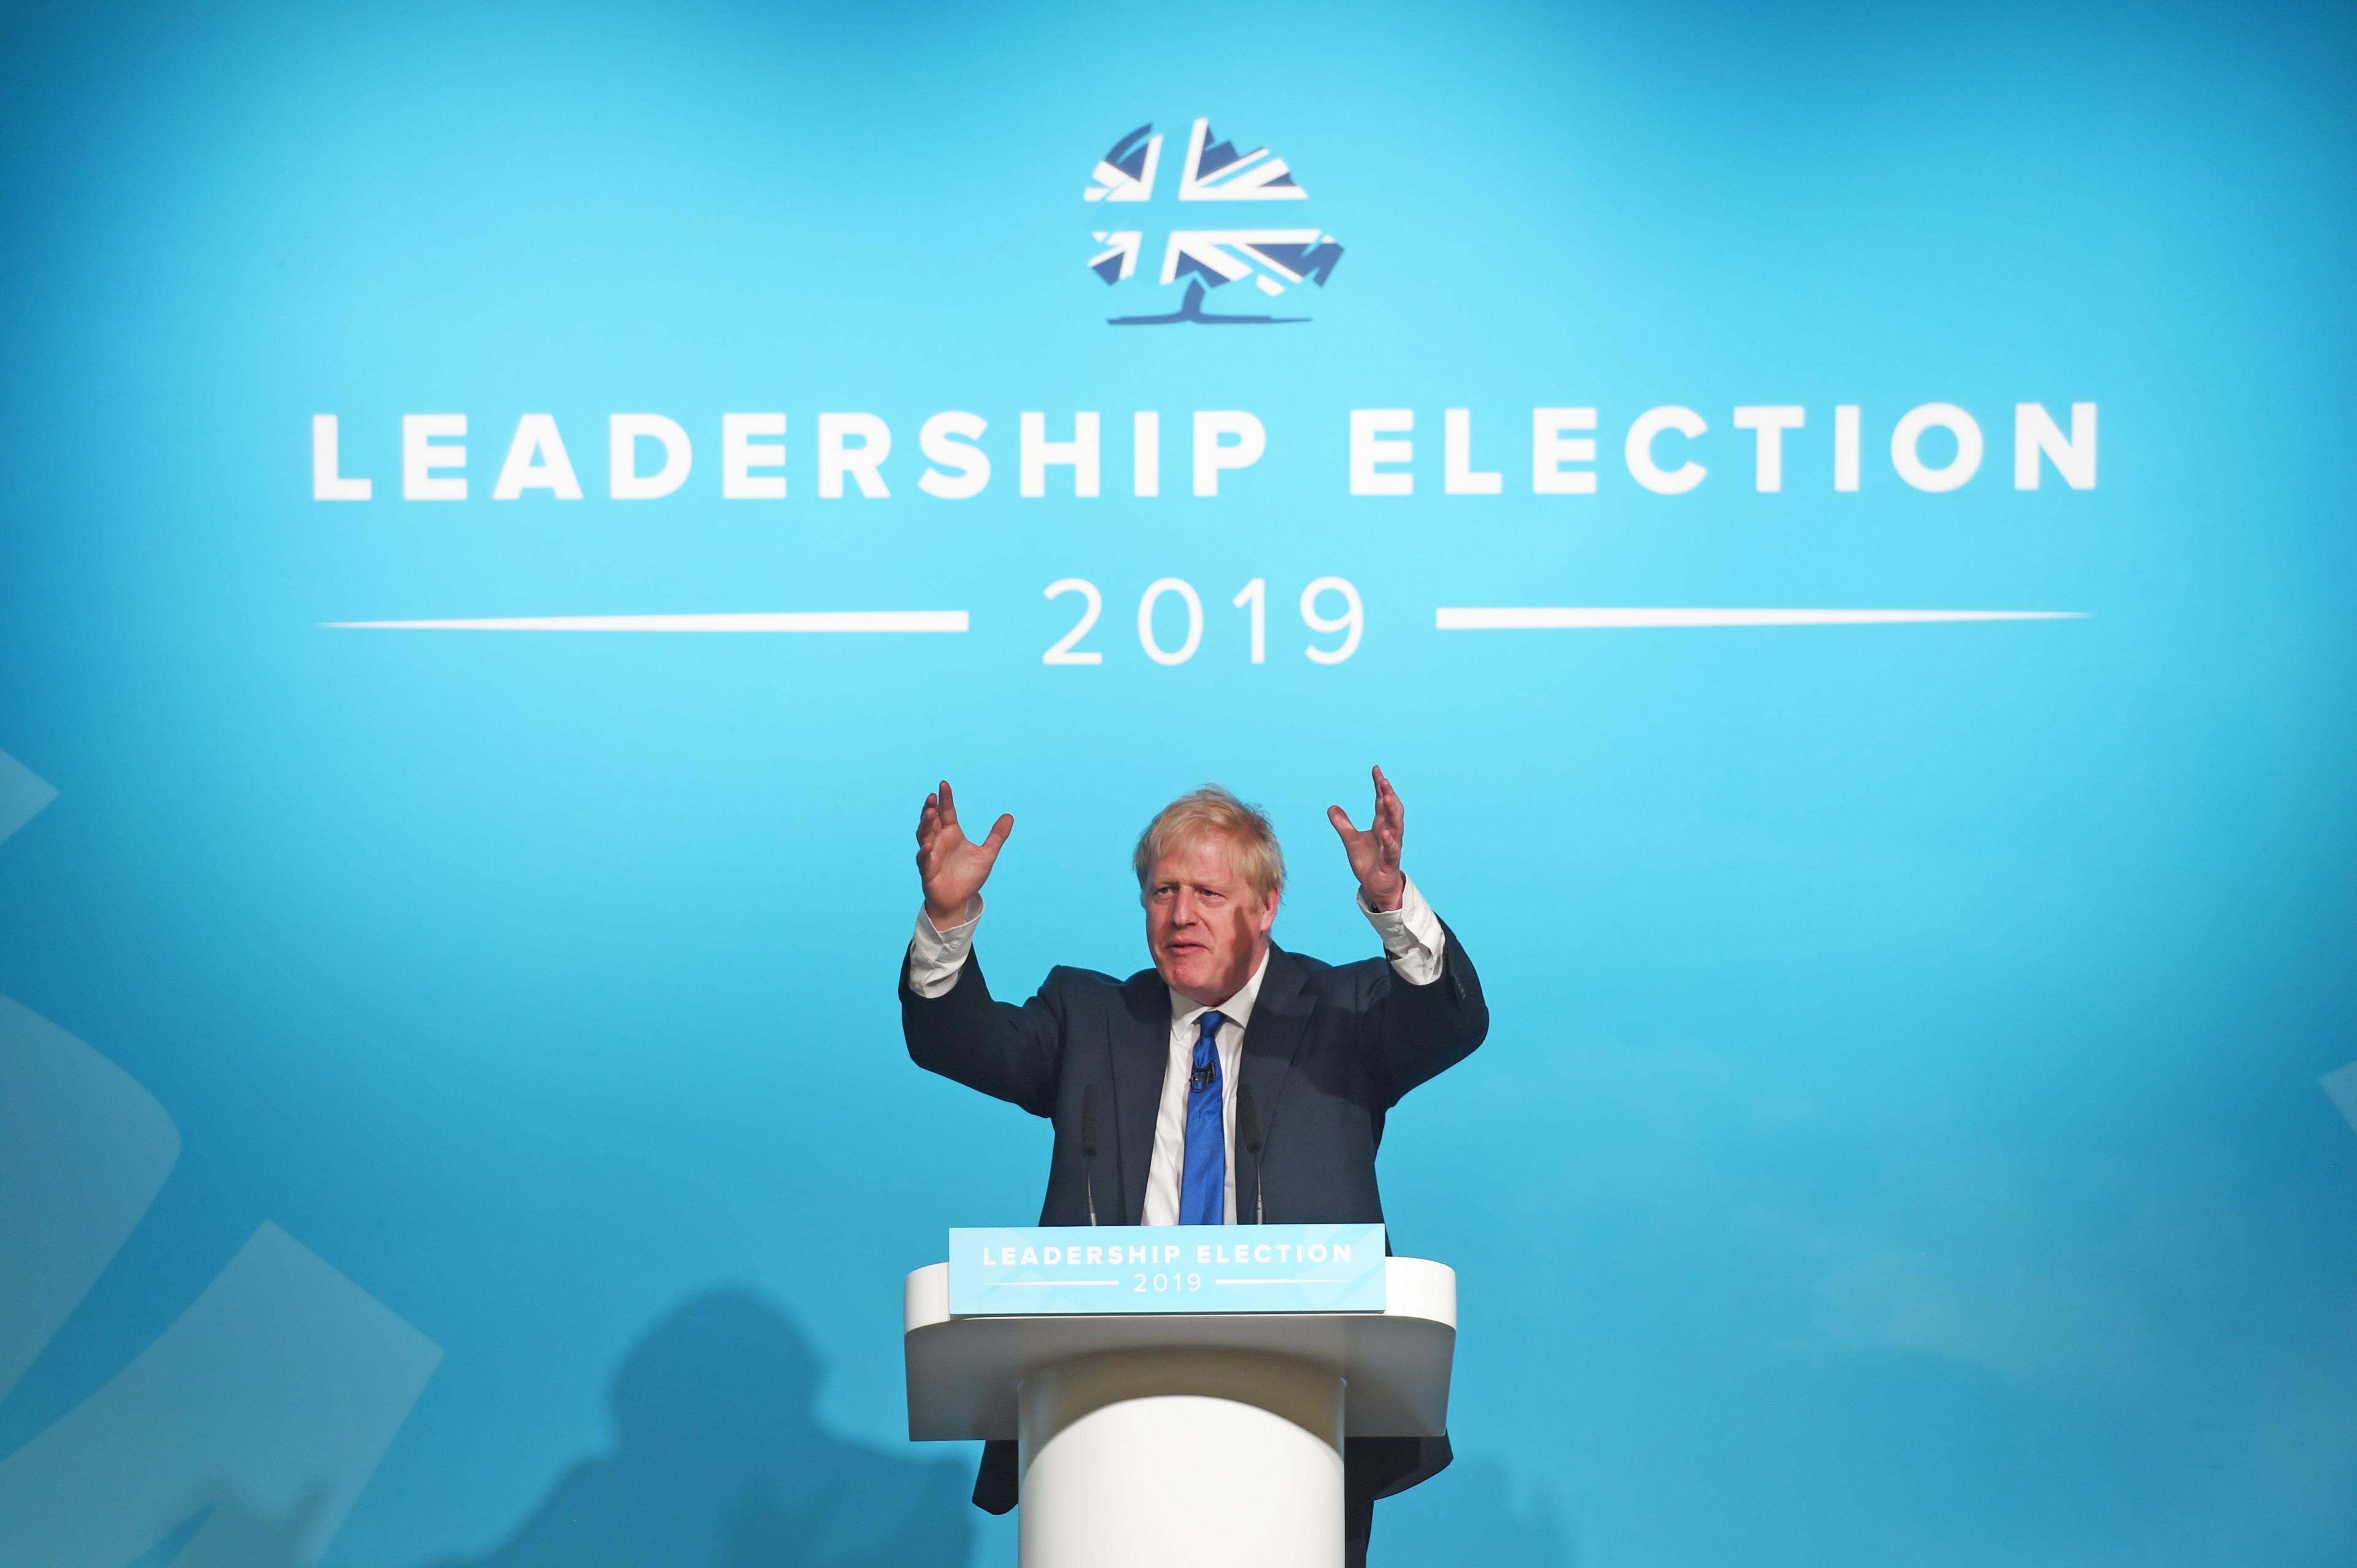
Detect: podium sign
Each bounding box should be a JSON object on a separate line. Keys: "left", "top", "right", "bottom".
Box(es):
{"left": 948, "top": 1222, "right": 1386, "bottom": 1316}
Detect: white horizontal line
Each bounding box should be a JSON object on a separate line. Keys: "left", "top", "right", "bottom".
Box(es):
{"left": 1436, "top": 607, "right": 2083, "bottom": 630}
{"left": 1213, "top": 1278, "right": 1331, "bottom": 1286}
{"left": 320, "top": 612, "right": 969, "bottom": 633}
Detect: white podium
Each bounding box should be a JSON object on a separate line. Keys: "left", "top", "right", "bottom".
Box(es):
{"left": 904, "top": 1257, "right": 1457, "bottom": 1568}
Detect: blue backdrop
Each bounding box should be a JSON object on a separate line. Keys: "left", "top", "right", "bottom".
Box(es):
{"left": 2, "top": 1, "right": 2355, "bottom": 1565}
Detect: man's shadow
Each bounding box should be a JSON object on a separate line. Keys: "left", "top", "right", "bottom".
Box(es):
{"left": 426, "top": 1290, "right": 971, "bottom": 1568}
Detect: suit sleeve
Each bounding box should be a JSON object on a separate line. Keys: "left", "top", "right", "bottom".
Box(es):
{"left": 1360, "top": 917, "right": 1488, "bottom": 1108}
{"left": 899, "top": 944, "right": 1064, "bottom": 1117}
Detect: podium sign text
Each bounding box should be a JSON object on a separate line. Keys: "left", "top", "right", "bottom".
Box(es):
{"left": 948, "top": 1223, "right": 1387, "bottom": 1316}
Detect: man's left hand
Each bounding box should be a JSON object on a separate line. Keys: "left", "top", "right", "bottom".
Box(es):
{"left": 1327, "top": 765, "right": 1407, "bottom": 913}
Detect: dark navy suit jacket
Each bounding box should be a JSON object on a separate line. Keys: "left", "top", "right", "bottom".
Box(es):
{"left": 899, "top": 921, "right": 1490, "bottom": 1515}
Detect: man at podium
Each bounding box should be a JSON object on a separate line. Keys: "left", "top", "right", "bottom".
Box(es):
{"left": 898, "top": 770, "right": 1489, "bottom": 1567}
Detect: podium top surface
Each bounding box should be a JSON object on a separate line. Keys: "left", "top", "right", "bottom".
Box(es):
{"left": 903, "top": 1256, "right": 1456, "bottom": 1442}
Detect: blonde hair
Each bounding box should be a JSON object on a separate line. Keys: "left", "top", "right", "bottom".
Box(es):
{"left": 1132, "top": 785, "right": 1286, "bottom": 903}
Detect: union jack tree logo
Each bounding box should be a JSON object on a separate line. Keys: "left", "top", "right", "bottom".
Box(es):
{"left": 1085, "top": 118, "right": 1345, "bottom": 326}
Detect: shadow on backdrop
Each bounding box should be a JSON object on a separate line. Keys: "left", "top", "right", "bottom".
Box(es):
{"left": 424, "top": 1291, "right": 971, "bottom": 1568}
{"left": 1371, "top": 1454, "right": 1571, "bottom": 1568}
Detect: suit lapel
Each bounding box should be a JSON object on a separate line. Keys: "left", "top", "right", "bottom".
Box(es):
{"left": 1235, "top": 948, "right": 1312, "bottom": 1222}
{"left": 1107, "top": 969, "right": 1172, "bottom": 1225}
{"left": 1105, "top": 949, "right": 1315, "bottom": 1226}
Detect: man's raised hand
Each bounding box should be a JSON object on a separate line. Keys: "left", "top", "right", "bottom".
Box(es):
{"left": 916, "top": 780, "right": 1013, "bottom": 929}
{"left": 1326, "top": 764, "right": 1407, "bottom": 913}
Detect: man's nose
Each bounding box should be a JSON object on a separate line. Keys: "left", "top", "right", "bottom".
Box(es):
{"left": 1169, "top": 890, "right": 1199, "bottom": 926}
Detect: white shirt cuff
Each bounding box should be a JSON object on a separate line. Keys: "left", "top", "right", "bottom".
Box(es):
{"left": 907, "top": 897, "right": 982, "bottom": 998}
{"left": 1360, "top": 875, "right": 1446, "bottom": 986}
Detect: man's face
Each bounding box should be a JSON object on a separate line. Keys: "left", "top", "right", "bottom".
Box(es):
{"left": 1145, "top": 831, "right": 1280, "bottom": 1006}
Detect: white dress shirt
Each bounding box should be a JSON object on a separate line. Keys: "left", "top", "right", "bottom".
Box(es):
{"left": 905, "top": 876, "right": 1449, "bottom": 1224}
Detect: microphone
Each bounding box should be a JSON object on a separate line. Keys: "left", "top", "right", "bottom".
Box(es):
{"left": 1082, "top": 1084, "right": 1103, "bottom": 1227}
{"left": 1236, "top": 1083, "right": 1265, "bottom": 1226}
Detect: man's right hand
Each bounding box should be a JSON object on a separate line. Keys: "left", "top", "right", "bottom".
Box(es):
{"left": 916, "top": 779, "right": 1013, "bottom": 929}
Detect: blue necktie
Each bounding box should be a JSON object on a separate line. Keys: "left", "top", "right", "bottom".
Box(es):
{"left": 1179, "top": 1011, "right": 1227, "bottom": 1226}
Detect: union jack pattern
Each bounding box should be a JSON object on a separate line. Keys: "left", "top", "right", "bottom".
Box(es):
{"left": 1084, "top": 118, "right": 1344, "bottom": 325}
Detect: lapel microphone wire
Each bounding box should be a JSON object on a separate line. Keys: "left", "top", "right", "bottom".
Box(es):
{"left": 1082, "top": 1083, "right": 1103, "bottom": 1226}
{"left": 1237, "top": 1082, "right": 1264, "bottom": 1225}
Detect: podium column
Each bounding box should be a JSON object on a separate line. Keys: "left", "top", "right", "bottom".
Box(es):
{"left": 1018, "top": 1348, "right": 1344, "bottom": 1568}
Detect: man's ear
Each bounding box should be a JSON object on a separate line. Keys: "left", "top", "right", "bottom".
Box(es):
{"left": 1256, "top": 889, "right": 1280, "bottom": 935}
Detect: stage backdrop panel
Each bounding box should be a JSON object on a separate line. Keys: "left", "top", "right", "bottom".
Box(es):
{"left": 1, "top": 2, "right": 2354, "bottom": 1566}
